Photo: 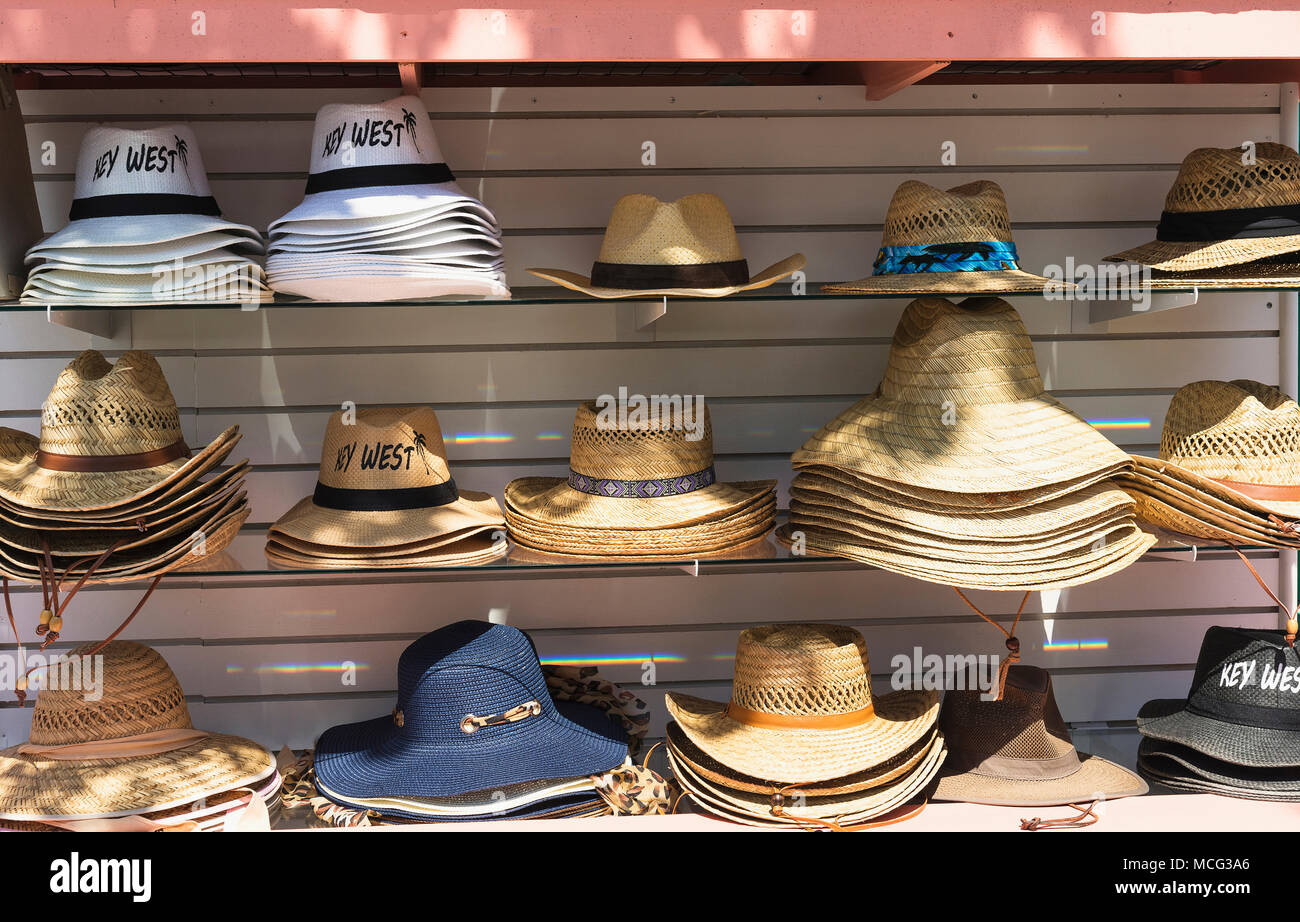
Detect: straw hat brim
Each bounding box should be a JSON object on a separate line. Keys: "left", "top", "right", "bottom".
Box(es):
{"left": 1138, "top": 698, "right": 1300, "bottom": 768}
{"left": 0, "top": 426, "right": 241, "bottom": 512}
{"left": 1119, "top": 479, "right": 1299, "bottom": 548}
{"left": 822, "top": 268, "right": 1069, "bottom": 295}
{"left": 505, "top": 476, "right": 775, "bottom": 531}
{"left": 264, "top": 534, "right": 508, "bottom": 570}
{"left": 793, "top": 393, "right": 1130, "bottom": 495}
{"left": 668, "top": 732, "right": 945, "bottom": 825}
{"left": 1130, "top": 455, "right": 1300, "bottom": 519}
{"left": 0, "top": 733, "right": 274, "bottom": 821}
{"left": 32, "top": 215, "right": 264, "bottom": 253}
{"left": 932, "top": 750, "right": 1147, "bottom": 807}
{"left": 504, "top": 532, "right": 779, "bottom": 565}
{"left": 1104, "top": 235, "right": 1300, "bottom": 273}
{"left": 268, "top": 182, "right": 493, "bottom": 230}
{"left": 775, "top": 521, "right": 1156, "bottom": 590}
{"left": 267, "top": 523, "right": 501, "bottom": 558}
{"left": 526, "top": 254, "right": 806, "bottom": 299}
{"left": 1137, "top": 737, "right": 1300, "bottom": 795}
{"left": 664, "top": 687, "right": 939, "bottom": 783}
{"left": 268, "top": 489, "right": 504, "bottom": 549}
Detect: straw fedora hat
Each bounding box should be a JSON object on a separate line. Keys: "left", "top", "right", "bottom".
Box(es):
{"left": 504, "top": 398, "right": 775, "bottom": 547}
{"left": 933, "top": 665, "right": 1147, "bottom": 807}
{"left": 1106, "top": 144, "right": 1300, "bottom": 273}
{"left": 528, "top": 193, "right": 804, "bottom": 298}
{"left": 0, "top": 351, "right": 241, "bottom": 512}
{"left": 824, "top": 181, "right": 1065, "bottom": 294}
{"left": 0, "top": 641, "right": 274, "bottom": 821}
{"left": 267, "top": 406, "right": 505, "bottom": 555}
{"left": 665, "top": 624, "right": 939, "bottom": 783}
{"left": 793, "top": 297, "right": 1131, "bottom": 493}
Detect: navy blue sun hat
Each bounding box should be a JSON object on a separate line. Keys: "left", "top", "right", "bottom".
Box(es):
{"left": 313, "top": 620, "right": 628, "bottom": 801}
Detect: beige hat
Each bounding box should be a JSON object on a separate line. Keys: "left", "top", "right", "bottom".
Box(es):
{"left": 528, "top": 193, "right": 804, "bottom": 298}
{"left": 0, "top": 641, "right": 274, "bottom": 821}
{"left": 1106, "top": 144, "right": 1300, "bottom": 274}
{"left": 665, "top": 623, "right": 939, "bottom": 783}
{"left": 824, "top": 180, "right": 1065, "bottom": 294}
{"left": 267, "top": 406, "right": 505, "bottom": 560}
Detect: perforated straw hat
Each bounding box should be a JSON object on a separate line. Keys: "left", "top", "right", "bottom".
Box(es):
{"left": 824, "top": 180, "right": 1065, "bottom": 294}
{"left": 1106, "top": 144, "right": 1300, "bottom": 273}
{"left": 0, "top": 351, "right": 241, "bottom": 512}
{"left": 267, "top": 406, "right": 505, "bottom": 556}
{"left": 665, "top": 623, "right": 940, "bottom": 783}
{"left": 933, "top": 665, "right": 1147, "bottom": 807}
{"left": 0, "top": 641, "right": 274, "bottom": 821}
{"left": 528, "top": 193, "right": 805, "bottom": 298}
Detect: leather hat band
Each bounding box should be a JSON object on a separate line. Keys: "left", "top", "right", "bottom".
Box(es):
{"left": 724, "top": 701, "right": 876, "bottom": 730}
{"left": 1212, "top": 478, "right": 1300, "bottom": 503}
{"left": 36, "top": 439, "right": 191, "bottom": 473}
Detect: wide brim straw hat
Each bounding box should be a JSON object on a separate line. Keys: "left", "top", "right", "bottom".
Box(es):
{"left": 1105, "top": 144, "right": 1300, "bottom": 272}
{"left": 792, "top": 297, "right": 1131, "bottom": 494}
{"left": 664, "top": 623, "right": 940, "bottom": 782}
{"left": 270, "top": 489, "right": 504, "bottom": 550}
{"left": 504, "top": 530, "right": 780, "bottom": 565}
{"left": 1137, "top": 738, "right": 1300, "bottom": 800}
{"left": 775, "top": 521, "right": 1156, "bottom": 591}
{"left": 528, "top": 192, "right": 804, "bottom": 298}
{"left": 31, "top": 215, "right": 263, "bottom": 255}
{"left": 0, "top": 641, "right": 274, "bottom": 821}
{"left": 1119, "top": 470, "right": 1300, "bottom": 548}
{"left": 264, "top": 533, "right": 508, "bottom": 570}
{"left": 824, "top": 180, "right": 1067, "bottom": 294}
{"left": 506, "top": 478, "right": 775, "bottom": 533}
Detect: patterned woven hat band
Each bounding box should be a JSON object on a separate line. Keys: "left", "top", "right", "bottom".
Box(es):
{"left": 315, "top": 406, "right": 452, "bottom": 491}
{"left": 567, "top": 398, "right": 716, "bottom": 483}
{"left": 27, "top": 641, "right": 194, "bottom": 747}
{"left": 729, "top": 624, "right": 874, "bottom": 717}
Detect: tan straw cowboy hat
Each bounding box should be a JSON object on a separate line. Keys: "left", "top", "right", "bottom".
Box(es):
{"left": 824, "top": 180, "right": 1065, "bottom": 294}
{"left": 665, "top": 623, "right": 939, "bottom": 783}
{"left": 528, "top": 193, "right": 804, "bottom": 298}
{"left": 0, "top": 641, "right": 274, "bottom": 821}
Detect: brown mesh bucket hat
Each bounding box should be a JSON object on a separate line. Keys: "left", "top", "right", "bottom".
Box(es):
{"left": 1106, "top": 144, "right": 1300, "bottom": 275}
{"left": 528, "top": 193, "right": 804, "bottom": 298}
{"left": 0, "top": 350, "right": 241, "bottom": 512}
{"left": 268, "top": 406, "right": 506, "bottom": 560}
{"left": 933, "top": 665, "right": 1147, "bottom": 807}
{"left": 0, "top": 641, "right": 274, "bottom": 821}
{"left": 824, "top": 180, "right": 1067, "bottom": 294}
{"left": 665, "top": 623, "right": 939, "bottom": 782}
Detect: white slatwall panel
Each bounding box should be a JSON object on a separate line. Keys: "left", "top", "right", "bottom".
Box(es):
{"left": 0, "top": 83, "right": 1288, "bottom": 770}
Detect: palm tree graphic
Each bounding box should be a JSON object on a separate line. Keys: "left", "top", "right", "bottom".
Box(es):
{"left": 174, "top": 135, "right": 189, "bottom": 170}
{"left": 401, "top": 108, "right": 422, "bottom": 154}
{"left": 412, "top": 431, "right": 433, "bottom": 473}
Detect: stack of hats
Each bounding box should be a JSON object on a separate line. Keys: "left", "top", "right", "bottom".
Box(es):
{"left": 266, "top": 95, "right": 508, "bottom": 300}
{"left": 1119, "top": 380, "right": 1300, "bottom": 548}
{"left": 0, "top": 641, "right": 278, "bottom": 831}
{"left": 933, "top": 665, "right": 1147, "bottom": 822}
{"left": 504, "top": 398, "right": 776, "bottom": 558}
{"left": 265, "top": 406, "right": 507, "bottom": 569}
{"left": 665, "top": 623, "right": 945, "bottom": 829}
{"left": 823, "top": 179, "right": 1066, "bottom": 295}
{"left": 778, "top": 296, "right": 1155, "bottom": 590}
{"left": 310, "top": 621, "right": 638, "bottom": 822}
{"left": 1106, "top": 143, "right": 1300, "bottom": 288}
{"left": 529, "top": 192, "right": 804, "bottom": 298}
{"left": 0, "top": 350, "right": 248, "bottom": 589}
{"left": 1137, "top": 626, "right": 1300, "bottom": 801}
{"left": 22, "top": 125, "right": 268, "bottom": 305}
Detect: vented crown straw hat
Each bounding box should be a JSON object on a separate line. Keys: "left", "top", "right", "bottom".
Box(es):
{"left": 28, "top": 125, "right": 262, "bottom": 253}
{"left": 268, "top": 406, "right": 505, "bottom": 552}
{"left": 1106, "top": 143, "right": 1300, "bottom": 273}
{"left": 0, "top": 350, "right": 240, "bottom": 511}
{"left": 933, "top": 665, "right": 1146, "bottom": 806}
{"left": 665, "top": 623, "right": 939, "bottom": 782}
{"left": 312, "top": 621, "right": 628, "bottom": 803}
{"left": 528, "top": 193, "right": 805, "bottom": 298}
{"left": 0, "top": 641, "right": 274, "bottom": 820}
{"left": 792, "top": 297, "right": 1131, "bottom": 493}
{"left": 824, "top": 180, "right": 1066, "bottom": 294}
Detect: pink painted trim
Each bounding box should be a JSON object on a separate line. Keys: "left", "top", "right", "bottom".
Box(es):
{"left": 2, "top": 2, "right": 1300, "bottom": 64}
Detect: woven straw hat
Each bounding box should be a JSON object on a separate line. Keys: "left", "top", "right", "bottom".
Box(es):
{"left": 1119, "top": 467, "right": 1300, "bottom": 548}
{"left": 0, "top": 641, "right": 274, "bottom": 820}
{"left": 933, "top": 665, "right": 1147, "bottom": 807}
{"left": 504, "top": 399, "right": 775, "bottom": 553}
{"left": 528, "top": 193, "right": 805, "bottom": 298}
{"left": 1106, "top": 144, "right": 1300, "bottom": 272}
{"left": 824, "top": 181, "right": 1064, "bottom": 294}
{"left": 267, "top": 406, "right": 505, "bottom": 559}
{"left": 793, "top": 298, "right": 1131, "bottom": 493}
{"left": 0, "top": 351, "right": 242, "bottom": 512}
{"left": 664, "top": 624, "right": 939, "bottom": 782}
